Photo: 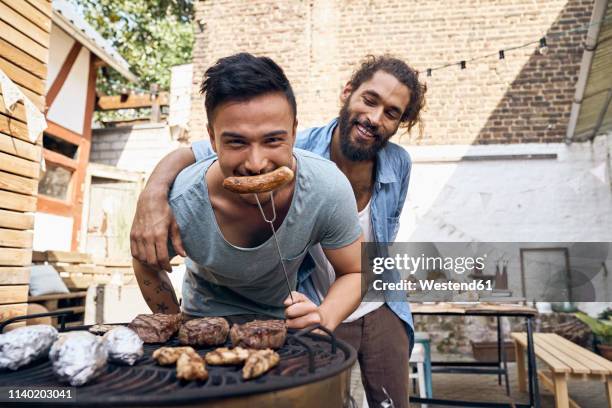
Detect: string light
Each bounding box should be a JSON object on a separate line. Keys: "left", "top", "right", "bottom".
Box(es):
{"left": 423, "top": 15, "right": 612, "bottom": 78}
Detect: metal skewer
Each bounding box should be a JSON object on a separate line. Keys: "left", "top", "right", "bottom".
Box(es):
{"left": 254, "top": 192, "right": 295, "bottom": 304}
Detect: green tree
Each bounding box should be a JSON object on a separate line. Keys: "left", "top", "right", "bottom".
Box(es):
{"left": 70, "top": 0, "right": 194, "bottom": 94}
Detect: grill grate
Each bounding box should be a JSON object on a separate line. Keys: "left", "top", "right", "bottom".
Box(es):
{"left": 0, "top": 325, "right": 356, "bottom": 406}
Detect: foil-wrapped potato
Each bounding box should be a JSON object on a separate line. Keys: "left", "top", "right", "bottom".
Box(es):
{"left": 0, "top": 325, "right": 58, "bottom": 370}
{"left": 103, "top": 326, "right": 143, "bottom": 366}
{"left": 49, "top": 332, "right": 108, "bottom": 386}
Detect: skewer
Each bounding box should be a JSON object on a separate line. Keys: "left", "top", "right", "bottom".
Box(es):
{"left": 254, "top": 192, "right": 295, "bottom": 304}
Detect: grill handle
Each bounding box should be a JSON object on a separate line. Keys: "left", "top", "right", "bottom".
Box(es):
{"left": 0, "top": 310, "right": 75, "bottom": 333}
{"left": 289, "top": 324, "right": 338, "bottom": 373}
{"left": 293, "top": 324, "right": 337, "bottom": 354}
{"left": 287, "top": 334, "right": 315, "bottom": 373}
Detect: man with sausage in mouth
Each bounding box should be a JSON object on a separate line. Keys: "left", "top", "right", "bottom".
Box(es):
{"left": 132, "top": 52, "right": 364, "bottom": 333}
{"left": 132, "top": 55, "right": 426, "bottom": 408}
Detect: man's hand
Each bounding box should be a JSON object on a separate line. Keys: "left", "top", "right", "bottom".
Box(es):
{"left": 130, "top": 187, "right": 186, "bottom": 272}
{"left": 283, "top": 291, "right": 328, "bottom": 330}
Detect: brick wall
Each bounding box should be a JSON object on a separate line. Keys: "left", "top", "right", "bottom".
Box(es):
{"left": 190, "top": 0, "right": 593, "bottom": 145}
{"left": 90, "top": 124, "right": 178, "bottom": 173}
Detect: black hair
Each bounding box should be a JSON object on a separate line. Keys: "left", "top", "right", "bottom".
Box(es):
{"left": 348, "top": 55, "right": 427, "bottom": 134}
{"left": 200, "top": 53, "right": 297, "bottom": 122}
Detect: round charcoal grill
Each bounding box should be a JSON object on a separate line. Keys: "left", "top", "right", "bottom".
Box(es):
{"left": 0, "top": 321, "right": 357, "bottom": 408}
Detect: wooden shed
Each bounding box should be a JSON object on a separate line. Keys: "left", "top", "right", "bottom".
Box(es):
{"left": 34, "top": 0, "right": 136, "bottom": 253}
{"left": 0, "top": 0, "right": 135, "bottom": 327}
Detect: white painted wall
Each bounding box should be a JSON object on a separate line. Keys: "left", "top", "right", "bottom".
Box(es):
{"left": 46, "top": 25, "right": 90, "bottom": 135}
{"left": 33, "top": 212, "right": 73, "bottom": 251}
{"left": 399, "top": 135, "right": 611, "bottom": 242}
{"left": 397, "top": 134, "right": 612, "bottom": 315}
{"left": 46, "top": 24, "right": 74, "bottom": 89}
{"left": 169, "top": 64, "right": 193, "bottom": 128}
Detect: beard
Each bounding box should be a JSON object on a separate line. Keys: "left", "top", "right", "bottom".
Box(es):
{"left": 337, "top": 101, "right": 391, "bottom": 161}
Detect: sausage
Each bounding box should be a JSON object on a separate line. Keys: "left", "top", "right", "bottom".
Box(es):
{"left": 222, "top": 166, "right": 294, "bottom": 194}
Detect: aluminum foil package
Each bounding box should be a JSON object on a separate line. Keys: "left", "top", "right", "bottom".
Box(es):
{"left": 103, "top": 326, "right": 143, "bottom": 365}
{"left": 49, "top": 332, "right": 108, "bottom": 386}
{"left": 0, "top": 325, "right": 58, "bottom": 370}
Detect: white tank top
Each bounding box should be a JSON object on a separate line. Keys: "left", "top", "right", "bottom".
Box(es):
{"left": 308, "top": 199, "right": 384, "bottom": 322}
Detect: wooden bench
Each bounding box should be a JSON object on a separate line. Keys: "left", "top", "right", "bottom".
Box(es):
{"left": 28, "top": 291, "right": 88, "bottom": 327}
{"left": 512, "top": 332, "right": 612, "bottom": 408}
{"left": 33, "top": 250, "right": 105, "bottom": 289}
{"left": 32, "top": 251, "right": 137, "bottom": 289}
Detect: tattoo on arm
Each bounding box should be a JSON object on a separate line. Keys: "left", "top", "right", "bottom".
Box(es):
{"left": 143, "top": 279, "right": 151, "bottom": 286}
{"left": 155, "top": 281, "right": 179, "bottom": 306}
{"left": 156, "top": 302, "right": 169, "bottom": 313}
{"left": 155, "top": 282, "right": 172, "bottom": 294}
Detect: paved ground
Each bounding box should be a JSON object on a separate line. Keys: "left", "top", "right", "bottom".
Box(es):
{"left": 349, "top": 358, "right": 609, "bottom": 408}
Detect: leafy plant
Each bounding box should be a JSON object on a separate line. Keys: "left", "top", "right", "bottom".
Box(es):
{"left": 575, "top": 312, "right": 612, "bottom": 345}
{"left": 597, "top": 307, "right": 612, "bottom": 321}
{"left": 69, "top": 0, "right": 194, "bottom": 122}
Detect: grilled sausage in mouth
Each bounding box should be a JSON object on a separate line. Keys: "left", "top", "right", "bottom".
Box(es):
{"left": 223, "top": 166, "right": 294, "bottom": 194}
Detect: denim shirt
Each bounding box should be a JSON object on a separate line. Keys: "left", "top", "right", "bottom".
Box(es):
{"left": 293, "top": 118, "right": 414, "bottom": 345}
{"left": 191, "top": 118, "right": 414, "bottom": 345}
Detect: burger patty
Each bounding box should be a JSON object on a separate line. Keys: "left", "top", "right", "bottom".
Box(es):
{"left": 128, "top": 313, "right": 182, "bottom": 343}
{"left": 178, "top": 317, "right": 230, "bottom": 346}
{"left": 230, "top": 319, "right": 287, "bottom": 349}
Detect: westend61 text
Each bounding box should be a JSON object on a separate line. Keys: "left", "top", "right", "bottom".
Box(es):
{"left": 372, "top": 279, "right": 493, "bottom": 292}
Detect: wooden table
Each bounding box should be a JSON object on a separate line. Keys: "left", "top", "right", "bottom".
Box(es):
{"left": 410, "top": 302, "right": 540, "bottom": 408}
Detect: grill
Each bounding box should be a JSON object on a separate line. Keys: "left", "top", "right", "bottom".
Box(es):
{"left": 0, "top": 323, "right": 357, "bottom": 407}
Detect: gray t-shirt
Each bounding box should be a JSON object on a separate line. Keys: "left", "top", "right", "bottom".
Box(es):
{"left": 168, "top": 148, "right": 361, "bottom": 319}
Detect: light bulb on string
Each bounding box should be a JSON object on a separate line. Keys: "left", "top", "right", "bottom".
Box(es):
{"left": 538, "top": 37, "right": 549, "bottom": 55}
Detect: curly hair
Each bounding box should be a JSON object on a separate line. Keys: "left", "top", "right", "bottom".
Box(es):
{"left": 347, "top": 55, "right": 427, "bottom": 135}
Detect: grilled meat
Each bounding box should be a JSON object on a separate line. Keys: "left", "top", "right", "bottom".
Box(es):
{"left": 178, "top": 317, "right": 229, "bottom": 347}
{"left": 128, "top": 313, "right": 181, "bottom": 343}
{"left": 88, "top": 324, "right": 117, "bottom": 335}
{"left": 152, "top": 346, "right": 198, "bottom": 366}
{"left": 205, "top": 347, "right": 252, "bottom": 365}
{"left": 176, "top": 352, "right": 208, "bottom": 381}
{"left": 230, "top": 319, "right": 286, "bottom": 349}
{"left": 242, "top": 349, "right": 280, "bottom": 380}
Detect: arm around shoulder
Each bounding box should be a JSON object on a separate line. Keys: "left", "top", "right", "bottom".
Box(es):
{"left": 130, "top": 147, "right": 195, "bottom": 271}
